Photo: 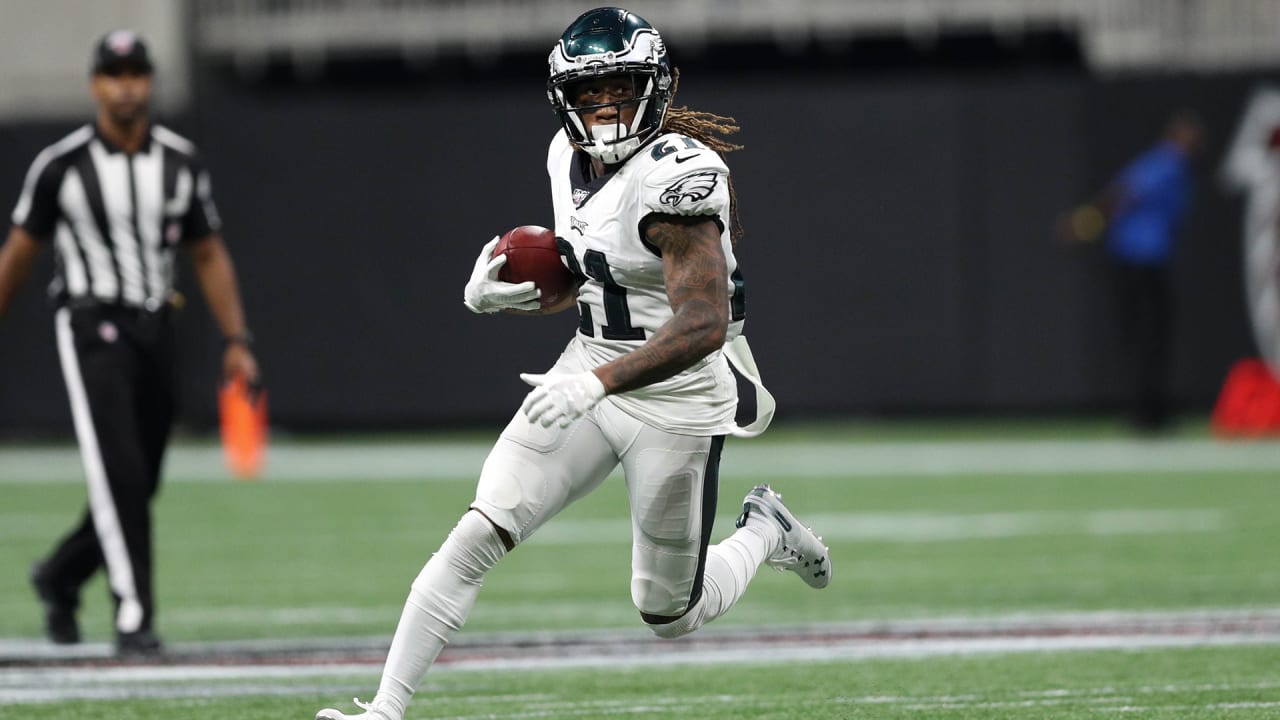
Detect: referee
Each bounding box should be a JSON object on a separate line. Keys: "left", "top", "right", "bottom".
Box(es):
{"left": 0, "top": 30, "right": 260, "bottom": 656}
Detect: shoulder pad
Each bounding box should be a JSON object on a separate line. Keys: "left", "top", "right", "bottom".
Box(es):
{"left": 637, "top": 134, "right": 730, "bottom": 217}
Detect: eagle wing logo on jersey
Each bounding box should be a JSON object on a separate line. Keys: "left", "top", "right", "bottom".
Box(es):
{"left": 569, "top": 216, "right": 589, "bottom": 235}
{"left": 660, "top": 171, "right": 718, "bottom": 208}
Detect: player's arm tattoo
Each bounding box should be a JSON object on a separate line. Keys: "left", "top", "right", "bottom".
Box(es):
{"left": 595, "top": 214, "right": 728, "bottom": 395}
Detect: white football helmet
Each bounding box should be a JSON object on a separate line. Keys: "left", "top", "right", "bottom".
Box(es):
{"left": 547, "top": 7, "right": 674, "bottom": 165}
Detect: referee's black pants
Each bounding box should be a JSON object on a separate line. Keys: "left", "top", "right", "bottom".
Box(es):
{"left": 41, "top": 303, "right": 176, "bottom": 636}
{"left": 1111, "top": 261, "right": 1173, "bottom": 431}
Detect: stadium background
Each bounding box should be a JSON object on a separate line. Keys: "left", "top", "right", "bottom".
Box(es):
{"left": 0, "top": 0, "right": 1270, "bottom": 434}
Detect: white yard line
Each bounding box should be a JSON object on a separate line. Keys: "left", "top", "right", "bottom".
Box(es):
{"left": 162, "top": 601, "right": 634, "bottom": 627}
{"left": 0, "top": 506, "right": 1230, "bottom": 549}
{"left": 522, "top": 509, "right": 1227, "bottom": 545}
{"left": 5, "top": 437, "right": 1280, "bottom": 484}
{"left": 3, "top": 632, "right": 1280, "bottom": 705}
{"left": 0, "top": 506, "right": 1233, "bottom": 549}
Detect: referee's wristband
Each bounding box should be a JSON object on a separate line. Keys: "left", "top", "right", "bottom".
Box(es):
{"left": 224, "top": 331, "right": 254, "bottom": 349}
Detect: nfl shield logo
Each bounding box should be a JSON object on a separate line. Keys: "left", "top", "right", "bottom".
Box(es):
{"left": 572, "top": 188, "right": 590, "bottom": 207}
{"left": 107, "top": 31, "right": 138, "bottom": 55}
{"left": 98, "top": 321, "right": 119, "bottom": 343}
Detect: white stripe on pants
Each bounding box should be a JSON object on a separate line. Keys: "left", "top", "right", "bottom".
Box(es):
{"left": 54, "top": 307, "right": 144, "bottom": 633}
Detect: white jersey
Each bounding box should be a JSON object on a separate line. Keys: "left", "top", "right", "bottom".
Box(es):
{"left": 547, "top": 129, "right": 746, "bottom": 435}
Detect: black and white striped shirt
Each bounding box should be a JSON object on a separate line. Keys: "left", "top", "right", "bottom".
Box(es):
{"left": 11, "top": 123, "right": 221, "bottom": 309}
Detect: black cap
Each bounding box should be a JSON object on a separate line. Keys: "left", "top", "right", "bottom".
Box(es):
{"left": 91, "top": 30, "right": 153, "bottom": 75}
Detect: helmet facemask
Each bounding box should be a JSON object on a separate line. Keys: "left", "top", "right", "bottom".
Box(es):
{"left": 551, "top": 70, "right": 668, "bottom": 165}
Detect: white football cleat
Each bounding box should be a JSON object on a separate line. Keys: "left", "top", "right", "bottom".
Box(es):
{"left": 736, "top": 484, "right": 831, "bottom": 589}
{"left": 316, "top": 698, "right": 393, "bottom": 720}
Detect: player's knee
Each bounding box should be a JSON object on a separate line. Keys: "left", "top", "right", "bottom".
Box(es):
{"left": 453, "top": 510, "right": 510, "bottom": 573}
{"left": 646, "top": 615, "right": 694, "bottom": 640}
{"left": 410, "top": 510, "right": 507, "bottom": 592}
{"left": 643, "top": 596, "right": 707, "bottom": 640}
{"left": 631, "top": 574, "right": 690, "bottom": 620}
{"left": 469, "top": 507, "right": 518, "bottom": 552}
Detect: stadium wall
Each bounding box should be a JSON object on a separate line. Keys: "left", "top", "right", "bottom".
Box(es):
{"left": 0, "top": 67, "right": 1257, "bottom": 433}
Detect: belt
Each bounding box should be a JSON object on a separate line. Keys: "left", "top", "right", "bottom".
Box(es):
{"left": 62, "top": 296, "right": 173, "bottom": 316}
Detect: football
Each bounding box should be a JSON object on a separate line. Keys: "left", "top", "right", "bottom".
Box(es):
{"left": 493, "top": 225, "right": 576, "bottom": 309}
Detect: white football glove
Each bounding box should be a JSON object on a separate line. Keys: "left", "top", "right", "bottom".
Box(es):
{"left": 520, "top": 371, "right": 607, "bottom": 428}
{"left": 463, "top": 236, "right": 541, "bottom": 314}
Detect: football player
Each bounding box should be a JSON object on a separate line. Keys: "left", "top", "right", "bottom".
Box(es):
{"left": 318, "top": 8, "right": 830, "bottom": 720}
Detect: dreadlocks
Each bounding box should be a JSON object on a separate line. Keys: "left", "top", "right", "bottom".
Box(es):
{"left": 661, "top": 69, "right": 745, "bottom": 242}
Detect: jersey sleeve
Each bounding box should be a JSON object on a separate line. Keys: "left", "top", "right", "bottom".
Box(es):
{"left": 547, "top": 129, "right": 571, "bottom": 180}
{"left": 638, "top": 139, "right": 731, "bottom": 220}
{"left": 182, "top": 155, "right": 223, "bottom": 241}
{"left": 10, "top": 150, "right": 65, "bottom": 240}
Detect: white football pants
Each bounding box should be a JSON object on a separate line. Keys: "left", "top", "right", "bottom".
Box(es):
{"left": 367, "top": 402, "right": 778, "bottom": 720}
{"left": 473, "top": 398, "right": 724, "bottom": 620}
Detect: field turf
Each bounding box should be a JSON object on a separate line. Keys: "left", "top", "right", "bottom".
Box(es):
{"left": 3, "top": 418, "right": 1278, "bottom": 718}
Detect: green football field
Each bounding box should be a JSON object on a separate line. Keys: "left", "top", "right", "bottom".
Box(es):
{"left": 3, "top": 418, "right": 1279, "bottom": 718}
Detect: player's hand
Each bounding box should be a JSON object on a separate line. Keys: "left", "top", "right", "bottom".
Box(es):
{"left": 519, "top": 371, "right": 607, "bottom": 427}
{"left": 464, "top": 236, "right": 541, "bottom": 314}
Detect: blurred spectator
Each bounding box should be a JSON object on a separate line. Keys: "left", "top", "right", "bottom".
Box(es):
{"left": 1057, "top": 110, "right": 1204, "bottom": 432}
{"left": 0, "top": 30, "right": 259, "bottom": 656}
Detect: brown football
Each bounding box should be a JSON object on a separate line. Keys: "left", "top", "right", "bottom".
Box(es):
{"left": 493, "top": 225, "right": 576, "bottom": 309}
